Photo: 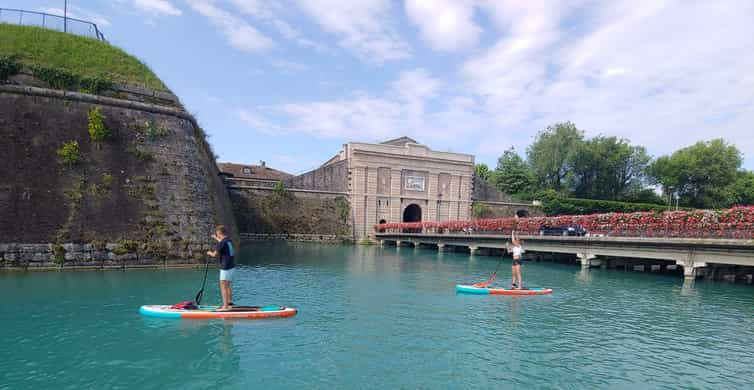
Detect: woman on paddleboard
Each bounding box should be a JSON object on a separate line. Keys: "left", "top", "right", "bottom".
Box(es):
{"left": 511, "top": 230, "right": 524, "bottom": 289}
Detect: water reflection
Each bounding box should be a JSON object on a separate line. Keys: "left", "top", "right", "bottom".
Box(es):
{"left": 576, "top": 267, "right": 593, "bottom": 284}
{"left": 679, "top": 279, "right": 698, "bottom": 297}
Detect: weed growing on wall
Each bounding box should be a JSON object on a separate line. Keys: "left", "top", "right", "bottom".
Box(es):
{"left": 52, "top": 243, "right": 66, "bottom": 264}
{"left": 132, "top": 148, "right": 154, "bottom": 162}
{"left": 135, "top": 120, "right": 172, "bottom": 141}
{"left": 57, "top": 141, "right": 80, "bottom": 166}
{"left": 102, "top": 173, "right": 113, "bottom": 188}
{"left": 0, "top": 55, "right": 21, "bottom": 82}
{"left": 87, "top": 107, "right": 110, "bottom": 143}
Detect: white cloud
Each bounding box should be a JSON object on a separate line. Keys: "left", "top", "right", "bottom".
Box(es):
{"left": 462, "top": 0, "right": 754, "bottom": 163}
{"left": 132, "top": 0, "right": 182, "bottom": 16}
{"left": 405, "top": 0, "right": 481, "bottom": 52}
{"left": 270, "top": 59, "right": 309, "bottom": 73}
{"left": 228, "top": 0, "right": 330, "bottom": 52}
{"left": 294, "top": 0, "right": 410, "bottom": 64}
{"left": 239, "top": 68, "right": 482, "bottom": 144}
{"left": 236, "top": 1, "right": 754, "bottom": 169}
{"left": 186, "top": 0, "right": 274, "bottom": 52}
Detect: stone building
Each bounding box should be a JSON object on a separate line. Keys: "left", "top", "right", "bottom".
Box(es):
{"left": 288, "top": 136, "right": 476, "bottom": 240}
{"left": 222, "top": 136, "right": 540, "bottom": 241}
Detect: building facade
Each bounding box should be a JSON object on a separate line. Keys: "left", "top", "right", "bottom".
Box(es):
{"left": 328, "top": 137, "right": 475, "bottom": 240}
{"left": 220, "top": 136, "right": 538, "bottom": 241}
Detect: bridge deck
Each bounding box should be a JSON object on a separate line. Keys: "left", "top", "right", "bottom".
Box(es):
{"left": 375, "top": 233, "right": 754, "bottom": 279}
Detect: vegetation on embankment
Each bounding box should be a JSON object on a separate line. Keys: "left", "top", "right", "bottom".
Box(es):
{"left": 0, "top": 23, "right": 166, "bottom": 91}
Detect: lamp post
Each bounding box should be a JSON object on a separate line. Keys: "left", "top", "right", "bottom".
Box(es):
{"left": 64, "top": 0, "right": 68, "bottom": 32}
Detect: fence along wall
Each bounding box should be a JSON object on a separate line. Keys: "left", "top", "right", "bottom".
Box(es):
{"left": 0, "top": 8, "right": 106, "bottom": 41}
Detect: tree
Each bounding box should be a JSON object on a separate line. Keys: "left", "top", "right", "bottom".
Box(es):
{"left": 568, "top": 136, "right": 650, "bottom": 200}
{"left": 731, "top": 170, "right": 754, "bottom": 206}
{"left": 647, "top": 139, "right": 742, "bottom": 208}
{"left": 527, "top": 122, "right": 584, "bottom": 192}
{"left": 474, "top": 163, "right": 491, "bottom": 181}
{"left": 491, "top": 147, "right": 534, "bottom": 196}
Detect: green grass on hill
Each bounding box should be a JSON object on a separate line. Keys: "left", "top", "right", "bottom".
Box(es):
{"left": 0, "top": 23, "right": 167, "bottom": 91}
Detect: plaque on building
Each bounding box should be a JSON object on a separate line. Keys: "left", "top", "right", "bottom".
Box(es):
{"left": 405, "top": 175, "right": 425, "bottom": 191}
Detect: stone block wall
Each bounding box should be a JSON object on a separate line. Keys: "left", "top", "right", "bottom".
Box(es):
{"left": 229, "top": 187, "right": 353, "bottom": 238}
{"left": 0, "top": 85, "right": 237, "bottom": 269}
{"left": 283, "top": 160, "right": 348, "bottom": 192}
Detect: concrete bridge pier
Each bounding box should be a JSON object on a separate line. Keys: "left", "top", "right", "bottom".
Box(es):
{"left": 678, "top": 259, "right": 708, "bottom": 280}
{"left": 577, "top": 253, "right": 597, "bottom": 268}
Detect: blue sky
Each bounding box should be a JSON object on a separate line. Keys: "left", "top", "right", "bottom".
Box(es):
{"left": 4, "top": 0, "right": 754, "bottom": 173}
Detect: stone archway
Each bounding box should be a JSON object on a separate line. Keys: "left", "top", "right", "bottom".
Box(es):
{"left": 402, "top": 204, "right": 422, "bottom": 233}
{"left": 516, "top": 209, "right": 529, "bottom": 218}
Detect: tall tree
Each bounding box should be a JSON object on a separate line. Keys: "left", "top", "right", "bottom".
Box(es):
{"left": 527, "top": 122, "right": 584, "bottom": 192}
{"left": 731, "top": 170, "right": 754, "bottom": 206}
{"left": 647, "top": 139, "right": 742, "bottom": 208}
{"left": 474, "top": 163, "right": 491, "bottom": 181}
{"left": 491, "top": 147, "right": 534, "bottom": 196}
{"left": 568, "top": 136, "right": 650, "bottom": 200}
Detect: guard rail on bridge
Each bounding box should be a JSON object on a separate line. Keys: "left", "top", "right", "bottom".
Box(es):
{"left": 375, "top": 232, "right": 754, "bottom": 280}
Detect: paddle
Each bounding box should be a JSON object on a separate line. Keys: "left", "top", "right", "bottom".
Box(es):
{"left": 194, "top": 256, "right": 211, "bottom": 305}
{"left": 473, "top": 256, "right": 505, "bottom": 288}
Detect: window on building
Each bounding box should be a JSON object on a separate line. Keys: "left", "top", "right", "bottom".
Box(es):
{"left": 242, "top": 167, "right": 251, "bottom": 174}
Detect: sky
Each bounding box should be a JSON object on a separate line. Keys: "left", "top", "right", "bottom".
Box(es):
{"left": 4, "top": 0, "right": 754, "bottom": 173}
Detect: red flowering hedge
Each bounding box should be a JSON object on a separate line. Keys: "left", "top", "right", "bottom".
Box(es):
{"left": 374, "top": 206, "right": 754, "bottom": 239}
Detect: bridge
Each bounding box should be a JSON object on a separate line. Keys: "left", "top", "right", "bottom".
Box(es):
{"left": 375, "top": 232, "right": 754, "bottom": 281}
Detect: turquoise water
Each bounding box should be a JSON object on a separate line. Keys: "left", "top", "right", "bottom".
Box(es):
{"left": 1, "top": 242, "right": 753, "bottom": 389}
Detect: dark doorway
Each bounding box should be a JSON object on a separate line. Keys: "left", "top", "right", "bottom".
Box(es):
{"left": 516, "top": 209, "right": 529, "bottom": 218}
{"left": 402, "top": 204, "right": 422, "bottom": 233}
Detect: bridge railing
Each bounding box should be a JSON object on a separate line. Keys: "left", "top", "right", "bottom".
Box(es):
{"left": 375, "top": 206, "right": 754, "bottom": 240}
{"left": 0, "top": 8, "right": 106, "bottom": 41}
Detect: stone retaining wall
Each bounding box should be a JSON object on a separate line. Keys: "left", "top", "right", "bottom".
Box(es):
{"left": 240, "top": 233, "right": 350, "bottom": 244}
{"left": 0, "top": 241, "right": 212, "bottom": 270}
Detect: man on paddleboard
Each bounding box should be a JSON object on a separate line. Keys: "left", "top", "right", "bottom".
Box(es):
{"left": 206, "top": 225, "right": 235, "bottom": 311}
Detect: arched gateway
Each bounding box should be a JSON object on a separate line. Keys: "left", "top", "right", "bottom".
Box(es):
{"left": 402, "top": 204, "right": 422, "bottom": 233}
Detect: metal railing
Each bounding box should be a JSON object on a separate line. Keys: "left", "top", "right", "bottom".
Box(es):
{"left": 0, "top": 8, "right": 106, "bottom": 41}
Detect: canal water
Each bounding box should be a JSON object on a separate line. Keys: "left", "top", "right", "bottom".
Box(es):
{"left": 1, "top": 242, "right": 752, "bottom": 389}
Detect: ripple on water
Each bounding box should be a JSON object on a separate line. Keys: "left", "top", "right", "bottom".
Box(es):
{"left": 1, "top": 244, "right": 753, "bottom": 389}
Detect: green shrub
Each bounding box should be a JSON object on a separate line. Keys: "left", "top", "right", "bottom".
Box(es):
{"left": 102, "top": 173, "right": 113, "bottom": 188}
{"left": 52, "top": 243, "right": 66, "bottom": 264}
{"left": 533, "top": 190, "right": 687, "bottom": 216}
{"left": 133, "top": 148, "right": 153, "bottom": 162}
{"left": 137, "top": 121, "right": 172, "bottom": 140}
{"left": 29, "top": 66, "right": 113, "bottom": 94}
{"left": 90, "top": 240, "right": 107, "bottom": 251}
{"left": 0, "top": 55, "right": 21, "bottom": 82}
{"left": 112, "top": 239, "right": 139, "bottom": 255}
{"left": 87, "top": 107, "right": 109, "bottom": 142}
{"left": 57, "top": 141, "right": 80, "bottom": 166}
{"left": 472, "top": 202, "right": 495, "bottom": 218}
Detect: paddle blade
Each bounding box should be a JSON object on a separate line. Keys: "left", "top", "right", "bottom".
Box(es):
{"left": 194, "top": 288, "right": 204, "bottom": 305}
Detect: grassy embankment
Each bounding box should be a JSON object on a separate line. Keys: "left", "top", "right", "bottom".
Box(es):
{"left": 0, "top": 23, "right": 166, "bottom": 91}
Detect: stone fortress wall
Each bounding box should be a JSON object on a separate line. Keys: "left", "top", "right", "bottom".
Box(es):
{"left": 0, "top": 81, "right": 237, "bottom": 269}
